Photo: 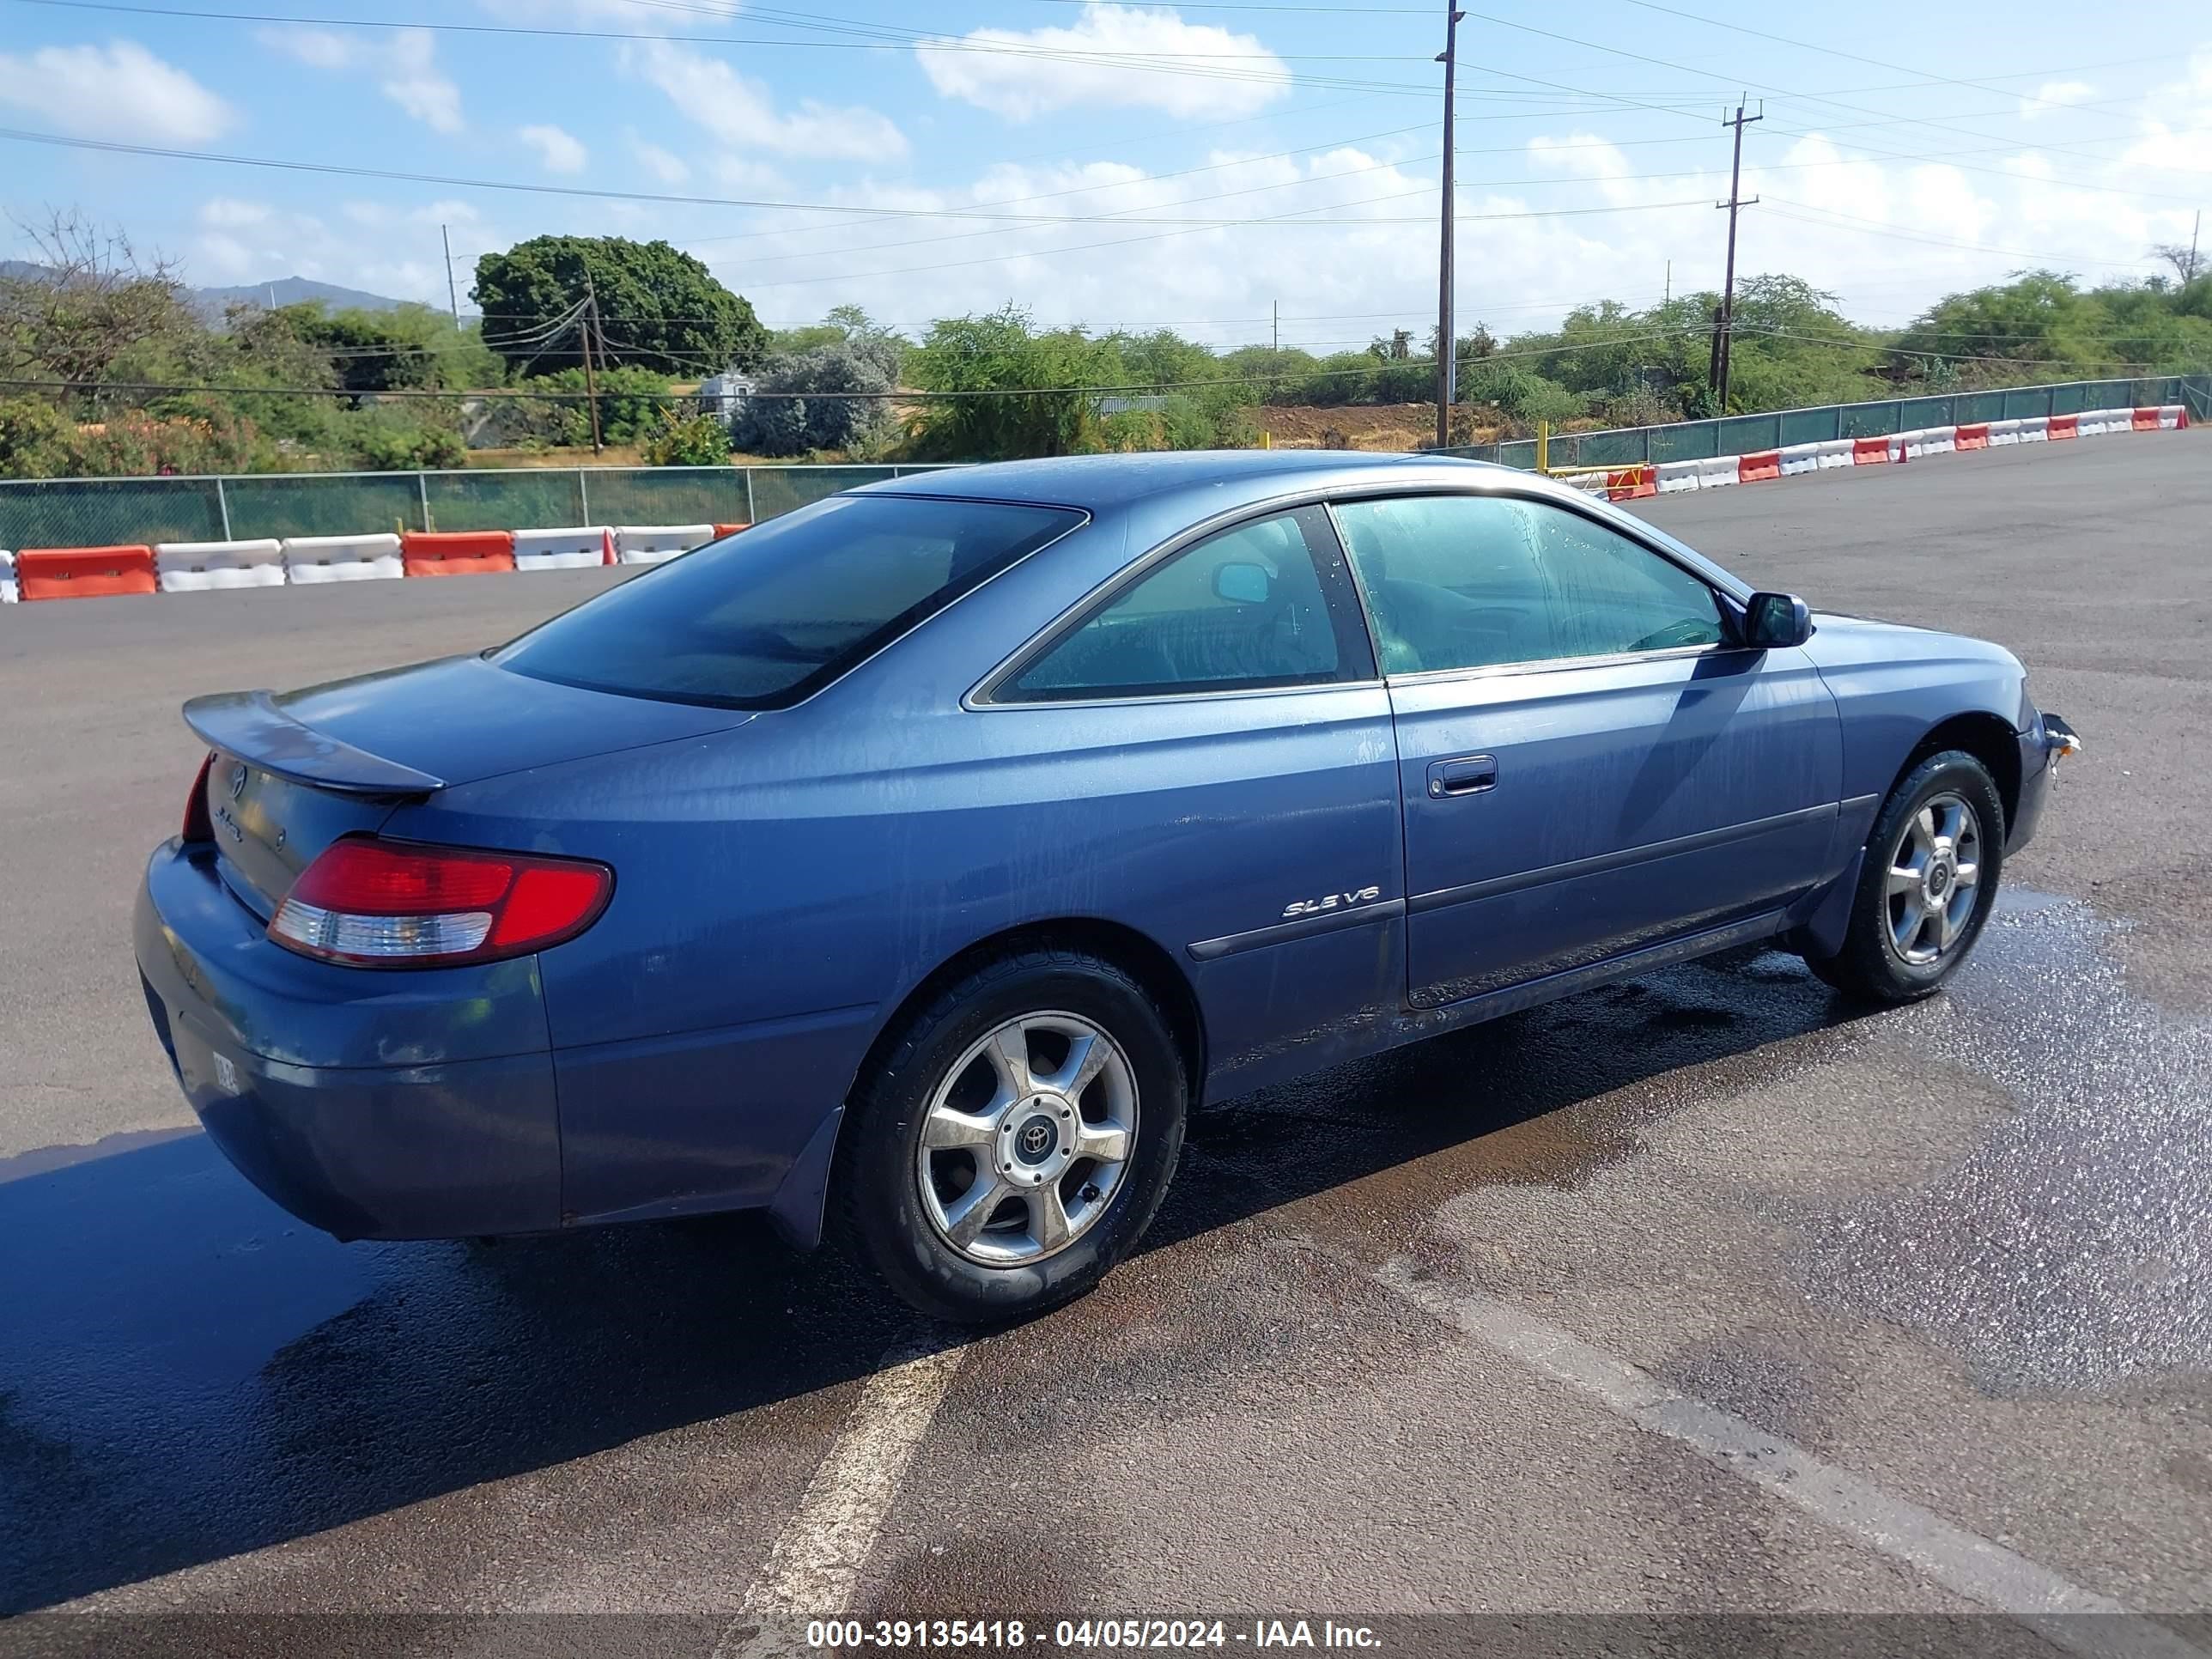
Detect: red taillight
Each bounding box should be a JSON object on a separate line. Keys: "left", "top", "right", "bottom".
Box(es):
{"left": 269, "top": 836, "right": 612, "bottom": 968}
{"left": 182, "top": 752, "right": 216, "bottom": 842}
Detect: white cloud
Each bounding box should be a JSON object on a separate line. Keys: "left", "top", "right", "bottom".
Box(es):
{"left": 380, "top": 28, "right": 463, "bottom": 133}
{"left": 627, "top": 131, "right": 691, "bottom": 185}
{"left": 0, "top": 40, "right": 234, "bottom": 143}
{"left": 2021, "top": 80, "right": 2096, "bottom": 122}
{"left": 520, "top": 122, "right": 588, "bottom": 173}
{"left": 712, "top": 155, "right": 790, "bottom": 192}
{"left": 2121, "top": 52, "right": 2212, "bottom": 173}
{"left": 918, "top": 3, "right": 1289, "bottom": 122}
{"left": 625, "top": 40, "right": 905, "bottom": 161}
{"left": 258, "top": 24, "right": 462, "bottom": 133}
{"left": 666, "top": 106, "right": 2212, "bottom": 344}
{"left": 200, "top": 198, "right": 274, "bottom": 229}
{"left": 188, "top": 197, "right": 460, "bottom": 303}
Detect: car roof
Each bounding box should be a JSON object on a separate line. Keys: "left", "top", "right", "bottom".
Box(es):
{"left": 851, "top": 448, "right": 1506, "bottom": 514}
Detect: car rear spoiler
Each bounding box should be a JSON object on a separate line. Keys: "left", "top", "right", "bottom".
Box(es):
{"left": 182, "top": 690, "right": 446, "bottom": 797}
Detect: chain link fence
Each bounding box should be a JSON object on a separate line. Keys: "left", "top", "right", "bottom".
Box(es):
{"left": 0, "top": 464, "right": 965, "bottom": 553}
{"left": 1443, "top": 375, "right": 2209, "bottom": 471}
{"left": 0, "top": 375, "right": 2202, "bottom": 551}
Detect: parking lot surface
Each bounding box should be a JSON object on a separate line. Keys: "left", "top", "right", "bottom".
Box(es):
{"left": 1, "top": 433, "right": 2205, "bottom": 1637}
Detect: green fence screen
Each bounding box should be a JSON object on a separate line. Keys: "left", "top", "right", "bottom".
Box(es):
{"left": 0, "top": 377, "right": 2200, "bottom": 552}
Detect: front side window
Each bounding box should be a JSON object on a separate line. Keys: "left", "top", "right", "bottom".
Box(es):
{"left": 495, "top": 495, "right": 1083, "bottom": 708}
{"left": 1332, "top": 494, "right": 1725, "bottom": 676}
{"left": 1000, "top": 506, "right": 1372, "bottom": 702}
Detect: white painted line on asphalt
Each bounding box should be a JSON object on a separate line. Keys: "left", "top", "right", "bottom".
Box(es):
{"left": 1377, "top": 1261, "right": 2206, "bottom": 1659}
{"left": 714, "top": 1340, "right": 967, "bottom": 1657}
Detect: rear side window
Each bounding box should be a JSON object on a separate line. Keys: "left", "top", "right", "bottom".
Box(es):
{"left": 494, "top": 495, "right": 1084, "bottom": 708}
{"left": 998, "top": 506, "right": 1373, "bottom": 702}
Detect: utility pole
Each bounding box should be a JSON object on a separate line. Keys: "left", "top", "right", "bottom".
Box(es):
{"left": 441, "top": 224, "right": 459, "bottom": 323}
{"left": 1712, "top": 97, "right": 1762, "bottom": 412}
{"left": 1664, "top": 259, "right": 1671, "bottom": 305}
{"left": 1434, "top": 0, "right": 1464, "bottom": 450}
{"left": 2191, "top": 210, "right": 2203, "bottom": 285}
{"left": 580, "top": 270, "right": 605, "bottom": 455}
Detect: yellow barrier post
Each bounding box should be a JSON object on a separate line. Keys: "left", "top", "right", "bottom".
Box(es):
{"left": 1536, "top": 420, "right": 1550, "bottom": 474}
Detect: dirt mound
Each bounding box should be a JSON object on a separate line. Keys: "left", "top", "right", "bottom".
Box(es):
{"left": 1253, "top": 403, "right": 1515, "bottom": 450}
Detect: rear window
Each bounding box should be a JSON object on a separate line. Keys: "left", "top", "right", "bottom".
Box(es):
{"left": 492, "top": 495, "right": 1084, "bottom": 708}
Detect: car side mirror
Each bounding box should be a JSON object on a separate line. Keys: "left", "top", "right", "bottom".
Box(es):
{"left": 1742, "top": 592, "right": 1812, "bottom": 648}
{"left": 1212, "top": 561, "right": 1273, "bottom": 605}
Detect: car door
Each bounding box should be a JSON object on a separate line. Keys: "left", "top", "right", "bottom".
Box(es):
{"left": 1329, "top": 489, "right": 1842, "bottom": 1008}
{"left": 980, "top": 502, "right": 1405, "bottom": 1096}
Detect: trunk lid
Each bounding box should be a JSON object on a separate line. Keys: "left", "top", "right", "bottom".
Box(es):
{"left": 185, "top": 654, "right": 753, "bottom": 912}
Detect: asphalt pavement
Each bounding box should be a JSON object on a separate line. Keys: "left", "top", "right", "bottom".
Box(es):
{"left": 0, "top": 431, "right": 2205, "bottom": 1643}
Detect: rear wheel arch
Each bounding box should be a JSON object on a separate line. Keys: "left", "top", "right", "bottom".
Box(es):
{"left": 854, "top": 918, "right": 1207, "bottom": 1108}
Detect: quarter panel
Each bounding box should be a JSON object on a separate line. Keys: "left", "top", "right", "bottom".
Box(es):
{"left": 404, "top": 681, "right": 1404, "bottom": 1211}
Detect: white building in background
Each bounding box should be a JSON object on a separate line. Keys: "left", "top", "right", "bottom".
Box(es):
{"left": 698, "top": 371, "right": 756, "bottom": 429}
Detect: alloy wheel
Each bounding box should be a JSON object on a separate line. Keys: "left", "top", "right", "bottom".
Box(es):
{"left": 1885, "top": 792, "right": 1984, "bottom": 966}
{"left": 914, "top": 1011, "right": 1139, "bottom": 1267}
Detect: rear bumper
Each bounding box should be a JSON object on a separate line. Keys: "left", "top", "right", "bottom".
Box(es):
{"left": 2007, "top": 709, "right": 2078, "bottom": 855}
{"left": 134, "top": 842, "right": 562, "bottom": 1239}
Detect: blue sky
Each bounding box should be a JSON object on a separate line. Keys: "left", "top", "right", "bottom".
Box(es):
{"left": 2, "top": 0, "right": 2208, "bottom": 348}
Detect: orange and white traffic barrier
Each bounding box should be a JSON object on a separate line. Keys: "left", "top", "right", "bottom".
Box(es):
{"left": 282, "top": 532, "right": 404, "bottom": 583}
{"left": 1952, "top": 423, "right": 1987, "bottom": 453}
{"left": 1851, "top": 435, "right": 1892, "bottom": 465}
{"left": 2048, "top": 414, "right": 2079, "bottom": 441}
{"left": 614, "top": 523, "right": 715, "bottom": 564}
{"left": 1607, "top": 465, "right": 1656, "bottom": 500}
{"left": 155, "top": 538, "right": 287, "bottom": 592}
{"left": 0, "top": 549, "right": 15, "bottom": 605}
{"left": 401, "top": 530, "right": 516, "bottom": 578}
{"left": 513, "top": 526, "right": 613, "bottom": 572}
{"left": 17, "top": 544, "right": 158, "bottom": 600}
{"left": 1737, "top": 450, "right": 1781, "bottom": 483}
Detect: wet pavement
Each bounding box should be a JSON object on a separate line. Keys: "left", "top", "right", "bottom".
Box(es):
{"left": 0, "top": 433, "right": 2206, "bottom": 1632}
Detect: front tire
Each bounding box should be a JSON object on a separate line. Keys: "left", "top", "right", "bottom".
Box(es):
{"left": 836, "top": 950, "right": 1188, "bottom": 1323}
{"left": 1800, "top": 750, "right": 2005, "bottom": 1003}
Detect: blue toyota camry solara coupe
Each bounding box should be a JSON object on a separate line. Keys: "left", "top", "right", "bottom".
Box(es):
{"left": 137, "top": 452, "right": 2080, "bottom": 1320}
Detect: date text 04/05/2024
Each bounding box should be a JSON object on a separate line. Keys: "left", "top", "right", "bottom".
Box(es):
{"left": 804, "top": 1622, "right": 1382, "bottom": 1650}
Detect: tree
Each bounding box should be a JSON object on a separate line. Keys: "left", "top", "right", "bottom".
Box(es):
{"left": 471, "top": 236, "right": 767, "bottom": 378}
{"left": 2151, "top": 240, "right": 2203, "bottom": 287}
{"left": 253, "top": 301, "right": 499, "bottom": 396}
{"left": 905, "top": 306, "right": 1119, "bottom": 460}
{"left": 732, "top": 340, "right": 896, "bottom": 457}
{"left": 0, "top": 208, "right": 199, "bottom": 386}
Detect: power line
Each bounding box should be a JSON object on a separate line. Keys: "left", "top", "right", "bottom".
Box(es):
{"left": 1609, "top": 0, "right": 2156, "bottom": 128}
{"left": 736, "top": 198, "right": 1716, "bottom": 289}
{"left": 3, "top": 0, "right": 1439, "bottom": 97}
{"left": 1759, "top": 198, "right": 2170, "bottom": 266}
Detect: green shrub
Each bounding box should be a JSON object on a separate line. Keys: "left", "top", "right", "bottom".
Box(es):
{"left": 642, "top": 408, "right": 732, "bottom": 467}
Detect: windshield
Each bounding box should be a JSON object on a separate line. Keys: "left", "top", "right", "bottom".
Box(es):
{"left": 493, "top": 494, "right": 1085, "bottom": 708}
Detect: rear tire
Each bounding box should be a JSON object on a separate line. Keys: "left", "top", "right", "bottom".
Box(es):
{"left": 836, "top": 950, "right": 1188, "bottom": 1324}
{"left": 1798, "top": 750, "right": 2005, "bottom": 1003}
